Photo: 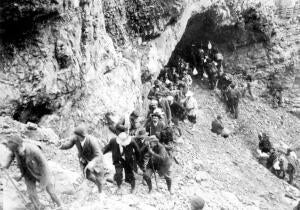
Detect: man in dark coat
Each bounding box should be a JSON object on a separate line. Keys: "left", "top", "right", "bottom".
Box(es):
{"left": 143, "top": 136, "right": 172, "bottom": 193}
{"left": 145, "top": 112, "right": 166, "bottom": 137}
{"left": 148, "top": 80, "right": 169, "bottom": 100}
{"left": 225, "top": 83, "right": 241, "bottom": 119}
{"left": 258, "top": 132, "right": 272, "bottom": 153}
{"left": 156, "top": 92, "right": 172, "bottom": 125}
{"left": 2, "top": 135, "right": 61, "bottom": 210}
{"left": 167, "top": 95, "right": 186, "bottom": 122}
{"left": 59, "top": 126, "right": 104, "bottom": 193}
{"left": 116, "top": 111, "right": 140, "bottom": 135}
{"left": 102, "top": 132, "right": 140, "bottom": 193}
{"left": 132, "top": 128, "right": 150, "bottom": 172}
{"left": 191, "top": 45, "right": 205, "bottom": 79}
{"left": 267, "top": 148, "right": 279, "bottom": 171}
{"left": 269, "top": 73, "right": 283, "bottom": 108}
{"left": 170, "top": 67, "right": 180, "bottom": 84}
{"left": 211, "top": 115, "right": 229, "bottom": 138}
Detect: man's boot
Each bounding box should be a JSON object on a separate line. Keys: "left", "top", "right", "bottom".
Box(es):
{"left": 165, "top": 177, "right": 172, "bottom": 194}
{"left": 130, "top": 179, "right": 136, "bottom": 194}
{"left": 143, "top": 176, "right": 152, "bottom": 193}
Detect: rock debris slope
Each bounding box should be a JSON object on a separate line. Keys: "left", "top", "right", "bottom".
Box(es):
{"left": 1, "top": 82, "right": 300, "bottom": 210}
{"left": 1, "top": 0, "right": 300, "bottom": 209}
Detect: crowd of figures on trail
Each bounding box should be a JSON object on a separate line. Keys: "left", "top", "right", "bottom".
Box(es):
{"left": 0, "top": 41, "right": 297, "bottom": 210}
{"left": 257, "top": 132, "right": 299, "bottom": 185}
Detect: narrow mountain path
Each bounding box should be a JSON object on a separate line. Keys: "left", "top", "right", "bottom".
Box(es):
{"left": 3, "top": 82, "right": 300, "bottom": 210}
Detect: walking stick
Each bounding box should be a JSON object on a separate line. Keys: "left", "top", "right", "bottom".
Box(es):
{"left": 149, "top": 126, "right": 159, "bottom": 190}
{"left": 2, "top": 169, "right": 28, "bottom": 205}
{"left": 151, "top": 158, "right": 159, "bottom": 190}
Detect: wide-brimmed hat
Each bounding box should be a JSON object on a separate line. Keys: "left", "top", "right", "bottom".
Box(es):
{"left": 154, "top": 80, "right": 160, "bottom": 86}
{"left": 149, "top": 135, "right": 159, "bottom": 143}
{"left": 116, "top": 132, "right": 131, "bottom": 146}
{"left": 151, "top": 108, "right": 164, "bottom": 119}
{"left": 186, "top": 91, "right": 194, "bottom": 97}
{"left": 178, "top": 82, "right": 187, "bottom": 88}
{"left": 155, "top": 91, "right": 164, "bottom": 97}
{"left": 151, "top": 112, "right": 162, "bottom": 119}
{"left": 150, "top": 99, "right": 158, "bottom": 106}
{"left": 135, "top": 128, "right": 149, "bottom": 138}
{"left": 215, "top": 53, "right": 223, "bottom": 61}
{"left": 167, "top": 95, "right": 174, "bottom": 102}
{"left": 74, "top": 126, "right": 86, "bottom": 138}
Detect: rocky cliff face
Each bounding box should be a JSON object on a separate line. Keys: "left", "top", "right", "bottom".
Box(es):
{"left": 0, "top": 0, "right": 299, "bottom": 137}
{"left": 1, "top": 1, "right": 300, "bottom": 210}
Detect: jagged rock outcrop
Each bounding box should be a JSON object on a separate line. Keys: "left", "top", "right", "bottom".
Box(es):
{"left": 0, "top": 0, "right": 299, "bottom": 137}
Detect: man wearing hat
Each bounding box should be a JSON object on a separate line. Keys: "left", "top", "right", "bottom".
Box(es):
{"left": 182, "top": 70, "right": 193, "bottom": 88}
{"left": 142, "top": 135, "right": 172, "bottom": 193}
{"left": 211, "top": 115, "right": 230, "bottom": 138}
{"left": 168, "top": 95, "right": 186, "bottom": 122}
{"left": 59, "top": 126, "right": 104, "bottom": 193}
{"left": 146, "top": 99, "right": 159, "bottom": 119}
{"left": 2, "top": 135, "right": 62, "bottom": 210}
{"left": 148, "top": 80, "right": 169, "bottom": 100}
{"left": 226, "top": 83, "right": 241, "bottom": 119}
{"left": 207, "top": 60, "right": 219, "bottom": 90}
{"left": 191, "top": 44, "right": 206, "bottom": 80}
{"left": 133, "top": 128, "right": 150, "bottom": 172}
{"left": 170, "top": 67, "right": 180, "bottom": 84}
{"left": 156, "top": 91, "right": 172, "bottom": 125}
{"left": 183, "top": 91, "right": 198, "bottom": 130}
{"left": 114, "top": 110, "right": 140, "bottom": 135}
{"left": 103, "top": 132, "right": 140, "bottom": 193}
{"left": 145, "top": 112, "right": 166, "bottom": 137}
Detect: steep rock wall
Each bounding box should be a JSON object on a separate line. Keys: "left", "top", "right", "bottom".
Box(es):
{"left": 0, "top": 0, "right": 299, "bottom": 138}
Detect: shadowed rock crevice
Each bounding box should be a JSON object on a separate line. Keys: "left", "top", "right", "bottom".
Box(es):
{"left": 0, "top": 0, "right": 62, "bottom": 49}
{"left": 12, "top": 99, "right": 58, "bottom": 124}
{"left": 167, "top": 6, "right": 275, "bottom": 67}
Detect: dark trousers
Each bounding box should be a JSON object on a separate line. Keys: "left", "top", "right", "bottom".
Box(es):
{"left": 86, "top": 169, "right": 104, "bottom": 193}
{"left": 143, "top": 165, "right": 171, "bottom": 192}
{"left": 114, "top": 160, "right": 135, "bottom": 189}
{"left": 228, "top": 98, "right": 239, "bottom": 119}
{"left": 25, "top": 178, "right": 61, "bottom": 210}
{"left": 272, "top": 90, "right": 283, "bottom": 107}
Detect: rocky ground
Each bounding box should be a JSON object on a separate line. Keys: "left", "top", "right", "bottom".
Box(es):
{"left": 1, "top": 78, "right": 300, "bottom": 210}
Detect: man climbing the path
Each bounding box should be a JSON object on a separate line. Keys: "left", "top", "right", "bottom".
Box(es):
{"left": 156, "top": 91, "right": 172, "bottom": 125}
{"left": 59, "top": 126, "right": 104, "bottom": 193}
{"left": 226, "top": 83, "right": 241, "bottom": 119}
{"left": 146, "top": 112, "right": 166, "bottom": 137}
{"left": 211, "top": 115, "right": 230, "bottom": 138}
{"left": 2, "top": 135, "right": 62, "bottom": 210}
{"left": 182, "top": 70, "right": 193, "bottom": 89}
{"left": 142, "top": 136, "right": 172, "bottom": 194}
{"left": 133, "top": 128, "right": 150, "bottom": 172}
{"left": 148, "top": 80, "right": 169, "bottom": 100}
{"left": 103, "top": 132, "right": 140, "bottom": 194}
{"left": 258, "top": 132, "right": 272, "bottom": 154}
{"left": 183, "top": 91, "right": 198, "bottom": 131}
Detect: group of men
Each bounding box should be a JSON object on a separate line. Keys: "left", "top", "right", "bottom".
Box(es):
{"left": 257, "top": 132, "right": 298, "bottom": 185}
{"left": 173, "top": 41, "right": 244, "bottom": 119}
{"left": 0, "top": 41, "right": 292, "bottom": 210}
{"left": 0, "top": 124, "right": 173, "bottom": 210}
{"left": 0, "top": 55, "right": 202, "bottom": 209}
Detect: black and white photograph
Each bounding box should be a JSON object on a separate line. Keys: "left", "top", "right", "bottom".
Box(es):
{"left": 0, "top": 0, "right": 299, "bottom": 209}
